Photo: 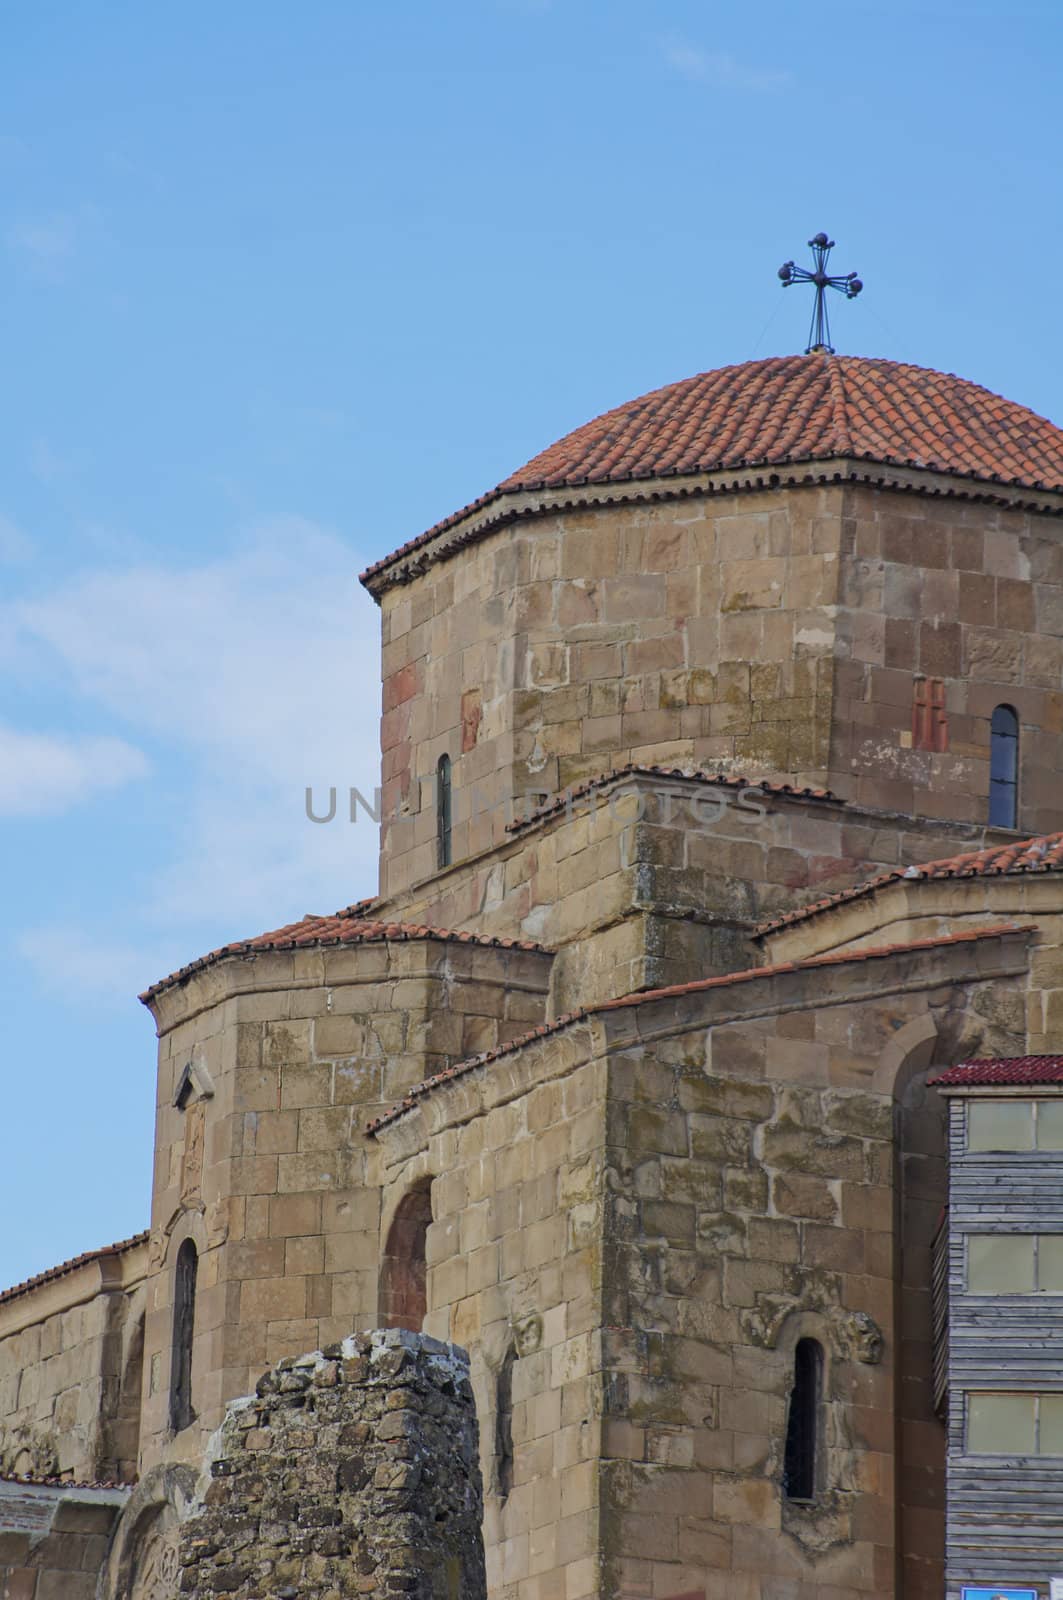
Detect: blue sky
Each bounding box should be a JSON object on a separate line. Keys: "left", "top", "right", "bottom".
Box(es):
{"left": 1, "top": 0, "right": 1061, "bottom": 1287}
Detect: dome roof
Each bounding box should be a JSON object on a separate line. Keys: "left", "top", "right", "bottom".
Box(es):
{"left": 501, "top": 354, "right": 1063, "bottom": 495}
{"left": 361, "top": 354, "right": 1063, "bottom": 587}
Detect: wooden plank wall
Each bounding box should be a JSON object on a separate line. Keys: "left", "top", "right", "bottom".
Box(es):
{"left": 946, "top": 1096, "right": 1063, "bottom": 1598}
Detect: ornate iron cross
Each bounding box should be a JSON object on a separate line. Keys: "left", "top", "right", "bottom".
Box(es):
{"left": 778, "top": 233, "right": 863, "bottom": 354}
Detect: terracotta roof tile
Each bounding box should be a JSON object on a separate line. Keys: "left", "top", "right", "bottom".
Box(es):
{"left": 140, "top": 914, "right": 546, "bottom": 1003}
{"left": 360, "top": 355, "right": 1063, "bottom": 587}
{"left": 0, "top": 1232, "right": 149, "bottom": 1309}
{"left": 755, "top": 830, "right": 1063, "bottom": 938}
{"left": 930, "top": 1056, "right": 1063, "bottom": 1088}
{"left": 367, "top": 922, "right": 1030, "bottom": 1133}
{"left": 506, "top": 764, "right": 839, "bottom": 833}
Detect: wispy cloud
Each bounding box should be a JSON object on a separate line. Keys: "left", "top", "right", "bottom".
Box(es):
{"left": 661, "top": 34, "right": 792, "bottom": 92}
{"left": 15, "top": 926, "right": 165, "bottom": 1009}
{"left": 0, "top": 724, "right": 148, "bottom": 816}
{"left": 4, "top": 520, "right": 381, "bottom": 937}
{"left": 7, "top": 212, "right": 79, "bottom": 278}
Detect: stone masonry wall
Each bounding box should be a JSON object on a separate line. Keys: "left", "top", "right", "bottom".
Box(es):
{"left": 177, "top": 1330, "right": 485, "bottom": 1600}
{"left": 375, "top": 927, "right": 1032, "bottom": 1600}
{"left": 0, "top": 1482, "right": 127, "bottom": 1600}
{"left": 379, "top": 769, "right": 1025, "bottom": 1013}
{"left": 139, "top": 937, "right": 549, "bottom": 1474}
{"left": 833, "top": 485, "right": 1063, "bottom": 832}
{"left": 375, "top": 487, "right": 843, "bottom": 901}
{"left": 0, "top": 1249, "right": 146, "bottom": 1484}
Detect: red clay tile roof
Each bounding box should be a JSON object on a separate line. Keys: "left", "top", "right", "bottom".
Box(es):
{"left": 367, "top": 922, "right": 1031, "bottom": 1133}
{"left": 140, "top": 914, "right": 546, "bottom": 1003}
{"left": 755, "top": 830, "right": 1063, "bottom": 938}
{"left": 930, "top": 1056, "right": 1063, "bottom": 1088}
{"left": 0, "top": 1232, "right": 149, "bottom": 1309}
{"left": 360, "top": 355, "right": 1063, "bottom": 586}
{"left": 506, "top": 764, "right": 839, "bottom": 832}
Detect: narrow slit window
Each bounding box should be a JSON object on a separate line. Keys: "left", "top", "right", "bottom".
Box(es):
{"left": 169, "top": 1239, "right": 198, "bottom": 1434}
{"left": 783, "top": 1338, "right": 823, "bottom": 1501}
{"left": 436, "top": 753, "right": 452, "bottom": 869}
{"left": 989, "top": 703, "right": 1019, "bottom": 828}
{"left": 495, "top": 1342, "right": 517, "bottom": 1502}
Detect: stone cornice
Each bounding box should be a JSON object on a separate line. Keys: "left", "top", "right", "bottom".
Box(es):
{"left": 361, "top": 459, "right": 1063, "bottom": 599}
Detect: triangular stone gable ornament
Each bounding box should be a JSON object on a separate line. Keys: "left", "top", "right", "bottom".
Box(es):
{"left": 173, "top": 1059, "right": 215, "bottom": 1111}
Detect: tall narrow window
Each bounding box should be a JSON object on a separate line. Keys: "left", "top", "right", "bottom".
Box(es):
{"left": 989, "top": 704, "right": 1019, "bottom": 828}
{"left": 379, "top": 1180, "right": 433, "bottom": 1331}
{"left": 169, "top": 1239, "right": 198, "bottom": 1434}
{"left": 495, "top": 1342, "right": 517, "bottom": 1502}
{"left": 783, "top": 1338, "right": 823, "bottom": 1500}
{"left": 436, "top": 753, "right": 452, "bottom": 869}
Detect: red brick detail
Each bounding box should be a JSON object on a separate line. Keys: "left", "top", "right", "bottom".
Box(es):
{"left": 912, "top": 676, "right": 948, "bottom": 753}
{"left": 755, "top": 830, "right": 1063, "bottom": 938}
{"left": 930, "top": 1056, "right": 1063, "bottom": 1087}
{"left": 360, "top": 354, "right": 1063, "bottom": 586}
{"left": 367, "top": 923, "right": 1033, "bottom": 1134}
{"left": 379, "top": 1182, "right": 433, "bottom": 1332}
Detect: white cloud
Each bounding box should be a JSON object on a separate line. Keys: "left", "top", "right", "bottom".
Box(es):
{"left": 0, "top": 724, "right": 148, "bottom": 816}
{"left": 4, "top": 519, "right": 383, "bottom": 938}
{"left": 7, "top": 213, "right": 78, "bottom": 277}
{"left": 15, "top": 926, "right": 163, "bottom": 1009}
{"left": 0, "top": 513, "right": 32, "bottom": 563}
{"left": 661, "top": 34, "right": 792, "bottom": 92}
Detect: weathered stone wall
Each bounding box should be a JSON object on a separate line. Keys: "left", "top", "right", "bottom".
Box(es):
{"left": 373, "top": 479, "right": 1063, "bottom": 904}
{"left": 139, "top": 937, "right": 550, "bottom": 1475}
{"left": 177, "top": 1330, "right": 484, "bottom": 1600}
{"left": 374, "top": 925, "right": 1032, "bottom": 1600}
{"left": 377, "top": 768, "right": 1025, "bottom": 1012}
{"left": 0, "top": 1479, "right": 128, "bottom": 1600}
{"left": 833, "top": 485, "right": 1063, "bottom": 832}
{"left": 375, "top": 1015, "right": 606, "bottom": 1599}
{"left": 0, "top": 1242, "right": 146, "bottom": 1484}
{"left": 375, "top": 487, "right": 844, "bottom": 902}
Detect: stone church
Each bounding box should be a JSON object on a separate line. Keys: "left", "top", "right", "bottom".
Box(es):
{"left": 1, "top": 347, "right": 1062, "bottom": 1600}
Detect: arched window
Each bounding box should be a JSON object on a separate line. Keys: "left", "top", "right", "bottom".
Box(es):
{"left": 989, "top": 704, "right": 1019, "bottom": 828}
{"left": 379, "top": 1181, "right": 433, "bottom": 1331}
{"left": 436, "top": 753, "right": 453, "bottom": 869}
{"left": 783, "top": 1338, "right": 823, "bottom": 1501}
{"left": 169, "top": 1240, "right": 198, "bottom": 1434}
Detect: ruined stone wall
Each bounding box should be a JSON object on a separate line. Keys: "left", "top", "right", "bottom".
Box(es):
{"left": 375, "top": 487, "right": 844, "bottom": 901}
{"left": 833, "top": 485, "right": 1063, "bottom": 832}
{"left": 139, "top": 936, "right": 550, "bottom": 1475}
{"left": 177, "top": 1330, "right": 484, "bottom": 1600}
{"left": 0, "top": 1480, "right": 128, "bottom": 1600}
{"left": 0, "top": 1245, "right": 146, "bottom": 1484}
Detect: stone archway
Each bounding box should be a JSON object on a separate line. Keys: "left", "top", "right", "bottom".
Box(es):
{"left": 97, "top": 1462, "right": 196, "bottom": 1600}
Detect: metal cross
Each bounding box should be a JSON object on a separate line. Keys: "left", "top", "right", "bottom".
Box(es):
{"left": 778, "top": 232, "right": 863, "bottom": 354}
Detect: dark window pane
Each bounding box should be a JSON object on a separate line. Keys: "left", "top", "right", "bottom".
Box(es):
{"left": 783, "top": 1338, "right": 823, "bottom": 1499}
{"left": 990, "top": 779, "right": 1017, "bottom": 829}
{"left": 990, "top": 735, "right": 1017, "bottom": 782}
{"left": 436, "top": 754, "right": 453, "bottom": 869}
{"left": 169, "top": 1239, "right": 198, "bottom": 1433}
